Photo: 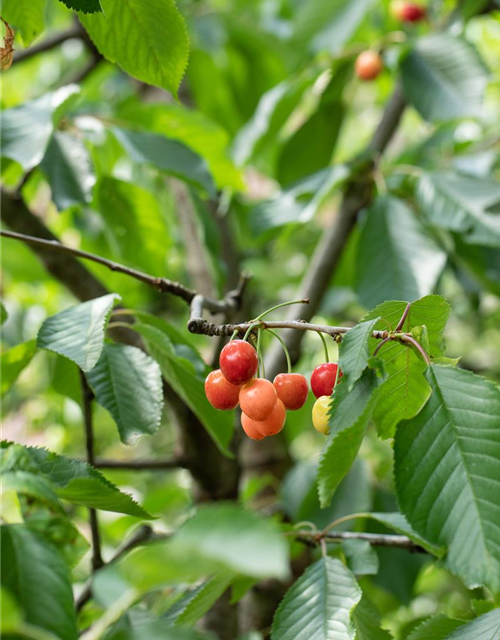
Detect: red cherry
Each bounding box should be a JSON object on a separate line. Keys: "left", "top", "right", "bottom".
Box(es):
{"left": 311, "top": 363, "right": 342, "bottom": 399}
{"left": 239, "top": 378, "right": 277, "bottom": 421}
{"left": 273, "top": 373, "right": 308, "bottom": 410}
{"left": 204, "top": 369, "right": 241, "bottom": 410}
{"left": 392, "top": 1, "right": 426, "bottom": 22}
{"left": 243, "top": 399, "right": 286, "bottom": 438}
{"left": 241, "top": 415, "right": 267, "bottom": 440}
{"left": 219, "top": 340, "right": 258, "bottom": 386}
{"left": 355, "top": 51, "right": 383, "bottom": 81}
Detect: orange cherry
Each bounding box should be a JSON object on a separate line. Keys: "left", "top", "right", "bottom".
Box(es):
{"left": 355, "top": 51, "right": 383, "bottom": 81}
{"left": 239, "top": 378, "right": 277, "bottom": 421}
{"left": 273, "top": 373, "right": 308, "bottom": 410}
{"left": 243, "top": 399, "right": 286, "bottom": 438}
{"left": 241, "top": 415, "right": 267, "bottom": 440}
{"left": 204, "top": 369, "right": 241, "bottom": 410}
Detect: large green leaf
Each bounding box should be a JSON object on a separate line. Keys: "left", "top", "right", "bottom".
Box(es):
{"left": 339, "top": 319, "right": 379, "bottom": 390}
{"left": 37, "top": 293, "right": 120, "bottom": 371}
{"left": 80, "top": 0, "right": 188, "bottom": 97}
{"left": 1, "top": 86, "right": 79, "bottom": 171}
{"left": 58, "top": 0, "right": 101, "bottom": 13}
{"left": 401, "top": 34, "right": 489, "bottom": 122}
{"left": 40, "top": 131, "right": 96, "bottom": 211}
{"left": 112, "top": 127, "right": 215, "bottom": 195}
{"left": 352, "top": 596, "right": 393, "bottom": 640}
{"left": 355, "top": 197, "right": 446, "bottom": 309}
{"left": 395, "top": 365, "right": 500, "bottom": 592}
{"left": 293, "top": 0, "right": 374, "bottom": 54}
{"left": 86, "top": 343, "right": 163, "bottom": 444}
{"left": 417, "top": 172, "right": 500, "bottom": 247}
{"left": 271, "top": 557, "right": 362, "bottom": 640}
{"left": 444, "top": 609, "right": 500, "bottom": 640}
{"left": 1, "top": 339, "right": 37, "bottom": 395}
{"left": 133, "top": 323, "right": 233, "bottom": 457}
{"left": 1, "top": 524, "right": 77, "bottom": 640}
{"left": 317, "top": 370, "right": 378, "bottom": 508}
{"left": 1, "top": 0, "right": 46, "bottom": 46}
{"left": 406, "top": 616, "right": 465, "bottom": 640}
{"left": 1, "top": 442, "right": 152, "bottom": 518}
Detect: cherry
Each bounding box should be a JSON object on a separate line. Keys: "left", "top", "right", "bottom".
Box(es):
{"left": 241, "top": 416, "right": 267, "bottom": 440}
{"left": 239, "top": 378, "right": 277, "bottom": 421}
{"left": 273, "top": 373, "right": 308, "bottom": 410}
{"left": 355, "top": 51, "right": 383, "bottom": 81}
{"left": 243, "top": 399, "right": 286, "bottom": 437}
{"left": 219, "top": 340, "right": 258, "bottom": 386}
{"left": 311, "top": 363, "right": 342, "bottom": 399}
{"left": 204, "top": 369, "right": 241, "bottom": 410}
{"left": 312, "top": 396, "right": 332, "bottom": 435}
{"left": 392, "top": 1, "right": 426, "bottom": 22}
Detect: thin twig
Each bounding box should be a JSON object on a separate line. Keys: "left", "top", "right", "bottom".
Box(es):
{"left": 401, "top": 334, "right": 431, "bottom": 365}
{"left": 288, "top": 530, "right": 427, "bottom": 553}
{"left": 395, "top": 302, "right": 411, "bottom": 332}
{"left": 94, "top": 458, "right": 186, "bottom": 470}
{"left": 80, "top": 372, "right": 103, "bottom": 571}
{"left": 13, "top": 24, "right": 85, "bottom": 63}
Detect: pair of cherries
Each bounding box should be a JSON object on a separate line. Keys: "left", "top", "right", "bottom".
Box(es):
{"left": 204, "top": 339, "right": 342, "bottom": 440}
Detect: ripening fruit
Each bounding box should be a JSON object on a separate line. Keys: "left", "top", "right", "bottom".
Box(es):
{"left": 392, "top": 1, "right": 426, "bottom": 22}
{"left": 312, "top": 396, "right": 332, "bottom": 435}
{"left": 241, "top": 416, "right": 267, "bottom": 440}
{"left": 273, "top": 373, "right": 308, "bottom": 410}
{"left": 311, "top": 363, "right": 342, "bottom": 399}
{"left": 244, "top": 399, "right": 286, "bottom": 437}
{"left": 239, "top": 378, "right": 277, "bottom": 421}
{"left": 219, "top": 340, "right": 259, "bottom": 385}
{"left": 355, "top": 50, "right": 383, "bottom": 81}
{"left": 204, "top": 369, "right": 241, "bottom": 410}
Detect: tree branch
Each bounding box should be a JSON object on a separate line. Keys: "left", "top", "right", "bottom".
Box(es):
{"left": 290, "top": 530, "right": 427, "bottom": 553}
{"left": 94, "top": 458, "right": 186, "bottom": 471}
{"left": 13, "top": 23, "right": 85, "bottom": 64}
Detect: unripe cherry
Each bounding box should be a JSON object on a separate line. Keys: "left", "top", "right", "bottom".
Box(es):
{"left": 273, "top": 373, "right": 308, "bottom": 410}
{"left": 219, "top": 340, "right": 258, "bottom": 385}
{"left": 244, "top": 399, "right": 286, "bottom": 437}
{"left": 241, "top": 416, "right": 267, "bottom": 440}
{"left": 312, "top": 396, "right": 332, "bottom": 435}
{"left": 204, "top": 369, "right": 241, "bottom": 410}
{"left": 239, "top": 378, "right": 277, "bottom": 421}
{"left": 355, "top": 51, "right": 383, "bottom": 81}
{"left": 311, "top": 363, "right": 342, "bottom": 399}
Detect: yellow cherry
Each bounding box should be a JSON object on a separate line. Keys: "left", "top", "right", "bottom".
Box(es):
{"left": 312, "top": 395, "right": 332, "bottom": 435}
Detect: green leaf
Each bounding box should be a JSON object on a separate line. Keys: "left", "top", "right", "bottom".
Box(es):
{"left": 1, "top": 586, "right": 23, "bottom": 635}
{"left": 106, "top": 612, "right": 214, "bottom": 640}
{"left": 112, "top": 127, "right": 215, "bottom": 195}
{"left": 406, "top": 616, "right": 465, "bottom": 640}
{"left": 293, "top": 0, "right": 374, "bottom": 54}
{"left": 252, "top": 165, "right": 349, "bottom": 233}
{"left": 58, "top": 0, "right": 102, "bottom": 13}
{"left": 341, "top": 540, "right": 379, "bottom": 576}
{"left": 86, "top": 343, "right": 163, "bottom": 444}
{"left": 1, "top": 339, "right": 37, "bottom": 395}
{"left": 166, "top": 574, "right": 234, "bottom": 627}
{"left": 1, "top": 442, "right": 152, "bottom": 518}
{"left": 317, "top": 370, "right": 378, "bottom": 508}
{"left": 352, "top": 596, "right": 393, "bottom": 640}
{"left": 37, "top": 293, "right": 120, "bottom": 371}
{"left": 1, "top": 0, "right": 46, "bottom": 46}
{"left": 40, "top": 131, "right": 96, "bottom": 211}
{"left": 80, "top": 0, "right": 189, "bottom": 97}
{"left": 401, "top": 34, "right": 489, "bottom": 122}
{"left": 1, "top": 524, "right": 77, "bottom": 640}
{"left": 394, "top": 365, "right": 500, "bottom": 592}
{"left": 444, "top": 609, "right": 500, "bottom": 640}
{"left": 1, "top": 470, "right": 62, "bottom": 511}
{"left": 1, "top": 301, "right": 8, "bottom": 325}
{"left": 417, "top": 172, "right": 500, "bottom": 247}
{"left": 134, "top": 323, "right": 233, "bottom": 457}
{"left": 1, "top": 86, "right": 79, "bottom": 171}
{"left": 339, "top": 319, "right": 380, "bottom": 390}
{"left": 271, "top": 557, "right": 362, "bottom": 640}
{"left": 355, "top": 197, "right": 446, "bottom": 309}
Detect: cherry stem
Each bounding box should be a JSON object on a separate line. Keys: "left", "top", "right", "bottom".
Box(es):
{"left": 254, "top": 298, "right": 310, "bottom": 322}
{"left": 243, "top": 321, "right": 262, "bottom": 342}
{"left": 373, "top": 336, "right": 391, "bottom": 357}
{"left": 230, "top": 329, "right": 239, "bottom": 341}
{"left": 317, "top": 331, "right": 330, "bottom": 363}
{"left": 257, "top": 328, "right": 265, "bottom": 379}
{"left": 322, "top": 512, "right": 370, "bottom": 536}
{"left": 395, "top": 302, "right": 411, "bottom": 332}
{"left": 267, "top": 329, "right": 292, "bottom": 375}
{"left": 402, "top": 334, "right": 431, "bottom": 366}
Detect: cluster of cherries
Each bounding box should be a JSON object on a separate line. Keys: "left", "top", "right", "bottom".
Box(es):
{"left": 204, "top": 339, "right": 342, "bottom": 440}
{"left": 355, "top": 1, "right": 427, "bottom": 81}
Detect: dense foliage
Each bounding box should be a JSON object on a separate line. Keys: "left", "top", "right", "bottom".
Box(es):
{"left": 1, "top": 1, "right": 500, "bottom": 639}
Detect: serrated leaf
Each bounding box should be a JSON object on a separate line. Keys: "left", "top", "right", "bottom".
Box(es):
{"left": 417, "top": 172, "right": 500, "bottom": 247}
{"left": 168, "top": 574, "right": 233, "bottom": 627}
{"left": 40, "top": 131, "right": 96, "bottom": 211}
{"left": 1, "top": 339, "right": 37, "bottom": 395}
{"left": 1, "top": 470, "right": 62, "bottom": 511}
{"left": 317, "top": 370, "right": 378, "bottom": 508}
{"left": 395, "top": 365, "right": 500, "bottom": 592}
{"left": 355, "top": 197, "right": 447, "bottom": 308}
{"left": 80, "top": 0, "right": 188, "bottom": 97}
{"left": 1, "top": 0, "right": 46, "bottom": 46}
{"left": 271, "top": 557, "right": 361, "bottom": 640}
{"left": 339, "top": 319, "right": 380, "bottom": 389}
{"left": 1, "top": 524, "right": 77, "bottom": 640}
{"left": 406, "top": 615, "right": 465, "bottom": 640}
{"left": 444, "top": 609, "right": 500, "bottom": 640}
{"left": 1, "top": 442, "right": 152, "bottom": 518}
{"left": 401, "top": 34, "right": 489, "bottom": 122}
{"left": 86, "top": 343, "right": 163, "bottom": 444}
{"left": 58, "top": 0, "right": 101, "bottom": 13}
{"left": 352, "top": 596, "right": 393, "bottom": 640}
{"left": 112, "top": 127, "right": 215, "bottom": 195}
{"left": 133, "top": 323, "right": 233, "bottom": 457}
{"left": 1, "top": 86, "right": 79, "bottom": 171}
{"left": 37, "top": 293, "right": 120, "bottom": 371}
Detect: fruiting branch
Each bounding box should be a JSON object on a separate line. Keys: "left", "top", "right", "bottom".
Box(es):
{"left": 289, "top": 530, "right": 427, "bottom": 553}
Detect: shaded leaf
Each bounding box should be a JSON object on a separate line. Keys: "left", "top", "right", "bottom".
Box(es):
{"left": 1, "top": 0, "right": 46, "bottom": 46}
{"left": 352, "top": 596, "right": 393, "bottom": 640}
{"left": 339, "top": 319, "right": 380, "bottom": 390}
{"left": 341, "top": 540, "right": 379, "bottom": 576}
{"left": 1, "top": 339, "right": 37, "bottom": 395}
{"left": 444, "top": 609, "right": 500, "bottom": 640}
{"left": 165, "top": 574, "right": 234, "bottom": 627}
{"left": 406, "top": 615, "right": 465, "bottom": 640}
